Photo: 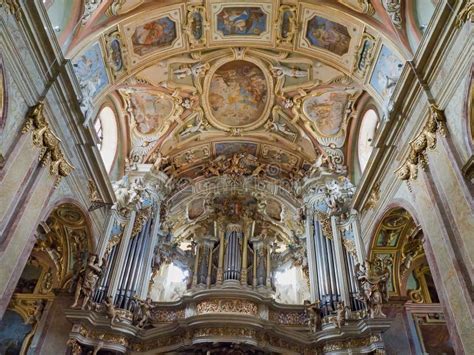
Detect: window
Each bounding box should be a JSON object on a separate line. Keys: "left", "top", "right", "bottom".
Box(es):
{"left": 94, "top": 106, "right": 118, "bottom": 173}
{"left": 357, "top": 109, "right": 378, "bottom": 173}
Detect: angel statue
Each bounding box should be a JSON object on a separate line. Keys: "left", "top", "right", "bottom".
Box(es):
{"left": 304, "top": 299, "right": 322, "bottom": 333}
{"left": 355, "top": 258, "right": 392, "bottom": 318}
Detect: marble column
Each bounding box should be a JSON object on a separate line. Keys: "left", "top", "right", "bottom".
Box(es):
{"left": 305, "top": 209, "right": 319, "bottom": 302}
{"left": 331, "top": 215, "right": 350, "bottom": 307}
{"left": 107, "top": 210, "right": 136, "bottom": 299}
{"left": 216, "top": 223, "right": 225, "bottom": 285}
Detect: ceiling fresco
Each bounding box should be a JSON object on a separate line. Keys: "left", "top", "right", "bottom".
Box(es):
{"left": 65, "top": 0, "right": 412, "bottom": 202}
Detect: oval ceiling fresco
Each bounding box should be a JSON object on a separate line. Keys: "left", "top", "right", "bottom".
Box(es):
{"left": 302, "top": 92, "right": 348, "bottom": 136}
{"left": 207, "top": 60, "right": 268, "bottom": 128}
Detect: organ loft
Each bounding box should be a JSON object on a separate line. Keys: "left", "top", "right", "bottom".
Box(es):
{"left": 0, "top": 0, "right": 472, "bottom": 354}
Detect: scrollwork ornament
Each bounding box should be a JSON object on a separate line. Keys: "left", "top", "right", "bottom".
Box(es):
{"left": 382, "top": 0, "right": 403, "bottom": 29}
{"left": 275, "top": 5, "right": 297, "bottom": 45}
{"left": 184, "top": 5, "right": 207, "bottom": 48}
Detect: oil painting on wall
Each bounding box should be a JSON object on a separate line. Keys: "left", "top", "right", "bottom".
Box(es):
{"left": 132, "top": 16, "right": 177, "bottom": 56}
{"left": 302, "top": 92, "right": 348, "bottom": 136}
{"left": 306, "top": 16, "right": 351, "bottom": 56}
{"left": 0, "top": 310, "right": 32, "bottom": 355}
{"left": 216, "top": 7, "right": 267, "bottom": 36}
{"left": 370, "top": 45, "right": 404, "bottom": 101}
{"left": 130, "top": 92, "right": 174, "bottom": 134}
{"left": 72, "top": 42, "right": 109, "bottom": 100}
{"left": 208, "top": 60, "right": 267, "bottom": 127}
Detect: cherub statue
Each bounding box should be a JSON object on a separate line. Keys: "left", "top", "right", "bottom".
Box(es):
{"left": 333, "top": 301, "right": 349, "bottom": 329}
{"left": 71, "top": 254, "right": 105, "bottom": 310}
{"left": 304, "top": 299, "right": 322, "bottom": 332}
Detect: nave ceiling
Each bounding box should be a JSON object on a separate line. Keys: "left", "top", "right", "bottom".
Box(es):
{"left": 58, "top": 0, "right": 413, "bottom": 246}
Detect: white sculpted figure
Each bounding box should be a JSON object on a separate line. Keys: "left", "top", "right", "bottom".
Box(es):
{"left": 271, "top": 65, "right": 307, "bottom": 78}
{"left": 174, "top": 62, "right": 209, "bottom": 79}
{"left": 180, "top": 115, "right": 204, "bottom": 138}
{"left": 268, "top": 119, "right": 296, "bottom": 140}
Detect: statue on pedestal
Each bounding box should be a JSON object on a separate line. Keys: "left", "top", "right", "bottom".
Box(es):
{"left": 356, "top": 257, "right": 392, "bottom": 318}
{"left": 71, "top": 254, "right": 105, "bottom": 310}
{"left": 304, "top": 299, "right": 322, "bottom": 332}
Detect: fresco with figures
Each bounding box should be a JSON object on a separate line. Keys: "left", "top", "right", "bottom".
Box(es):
{"left": 208, "top": 61, "right": 268, "bottom": 127}
{"left": 302, "top": 92, "right": 349, "bottom": 136}
{"left": 215, "top": 142, "right": 258, "bottom": 157}
{"left": 129, "top": 91, "right": 174, "bottom": 135}
{"left": 0, "top": 311, "right": 32, "bottom": 355}
{"left": 132, "top": 17, "right": 177, "bottom": 56}
{"left": 72, "top": 42, "right": 109, "bottom": 100}
{"left": 306, "top": 16, "right": 351, "bottom": 55}
{"left": 216, "top": 7, "right": 267, "bottom": 36}
{"left": 370, "top": 45, "right": 404, "bottom": 100}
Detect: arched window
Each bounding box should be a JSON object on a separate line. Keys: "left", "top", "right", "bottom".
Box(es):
{"left": 357, "top": 109, "right": 379, "bottom": 173}
{"left": 94, "top": 106, "right": 118, "bottom": 173}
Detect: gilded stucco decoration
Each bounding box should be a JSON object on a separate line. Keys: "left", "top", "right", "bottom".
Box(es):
{"left": 455, "top": 0, "right": 474, "bottom": 28}
{"left": 21, "top": 102, "right": 74, "bottom": 187}
{"left": 8, "top": 204, "right": 92, "bottom": 353}
{"left": 0, "top": 0, "right": 21, "bottom": 20}
{"left": 369, "top": 208, "right": 435, "bottom": 304}
{"left": 382, "top": 0, "right": 402, "bottom": 29}
{"left": 396, "top": 105, "right": 447, "bottom": 182}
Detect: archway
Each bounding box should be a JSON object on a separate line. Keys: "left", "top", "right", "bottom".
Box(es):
{"left": 0, "top": 202, "right": 93, "bottom": 354}
{"left": 369, "top": 207, "right": 453, "bottom": 354}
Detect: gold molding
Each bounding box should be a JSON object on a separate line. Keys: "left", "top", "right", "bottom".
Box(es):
{"left": 455, "top": 0, "right": 474, "bottom": 28}
{"left": 22, "top": 102, "right": 74, "bottom": 187}
{"left": 395, "top": 105, "right": 447, "bottom": 182}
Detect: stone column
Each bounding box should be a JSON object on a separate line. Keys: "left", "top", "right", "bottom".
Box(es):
{"left": 98, "top": 210, "right": 119, "bottom": 258}
{"left": 191, "top": 241, "right": 200, "bottom": 288}
{"left": 351, "top": 210, "right": 366, "bottom": 263}
{"left": 107, "top": 210, "right": 136, "bottom": 298}
{"left": 331, "top": 215, "right": 351, "bottom": 307}
{"left": 252, "top": 239, "right": 259, "bottom": 288}
{"left": 206, "top": 239, "right": 214, "bottom": 287}
{"left": 240, "top": 219, "right": 253, "bottom": 285}
{"left": 305, "top": 208, "right": 319, "bottom": 302}
{"left": 265, "top": 243, "right": 271, "bottom": 289}
{"left": 137, "top": 205, "right": 162, "bottom": 298}
{"left": 216, "top": 223, "right": 225, "bottom": 285}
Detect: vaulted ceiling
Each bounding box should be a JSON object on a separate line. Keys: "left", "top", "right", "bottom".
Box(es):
{"left": 51, "top": 0, "right": 421, "bottom": 188}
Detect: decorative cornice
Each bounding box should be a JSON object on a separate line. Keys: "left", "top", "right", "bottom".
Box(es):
{"left": 22, "top": 102, "right": 74, "bottom": 187}
{"left": 395, "top": 105, "right": 447, "bottom": 183}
